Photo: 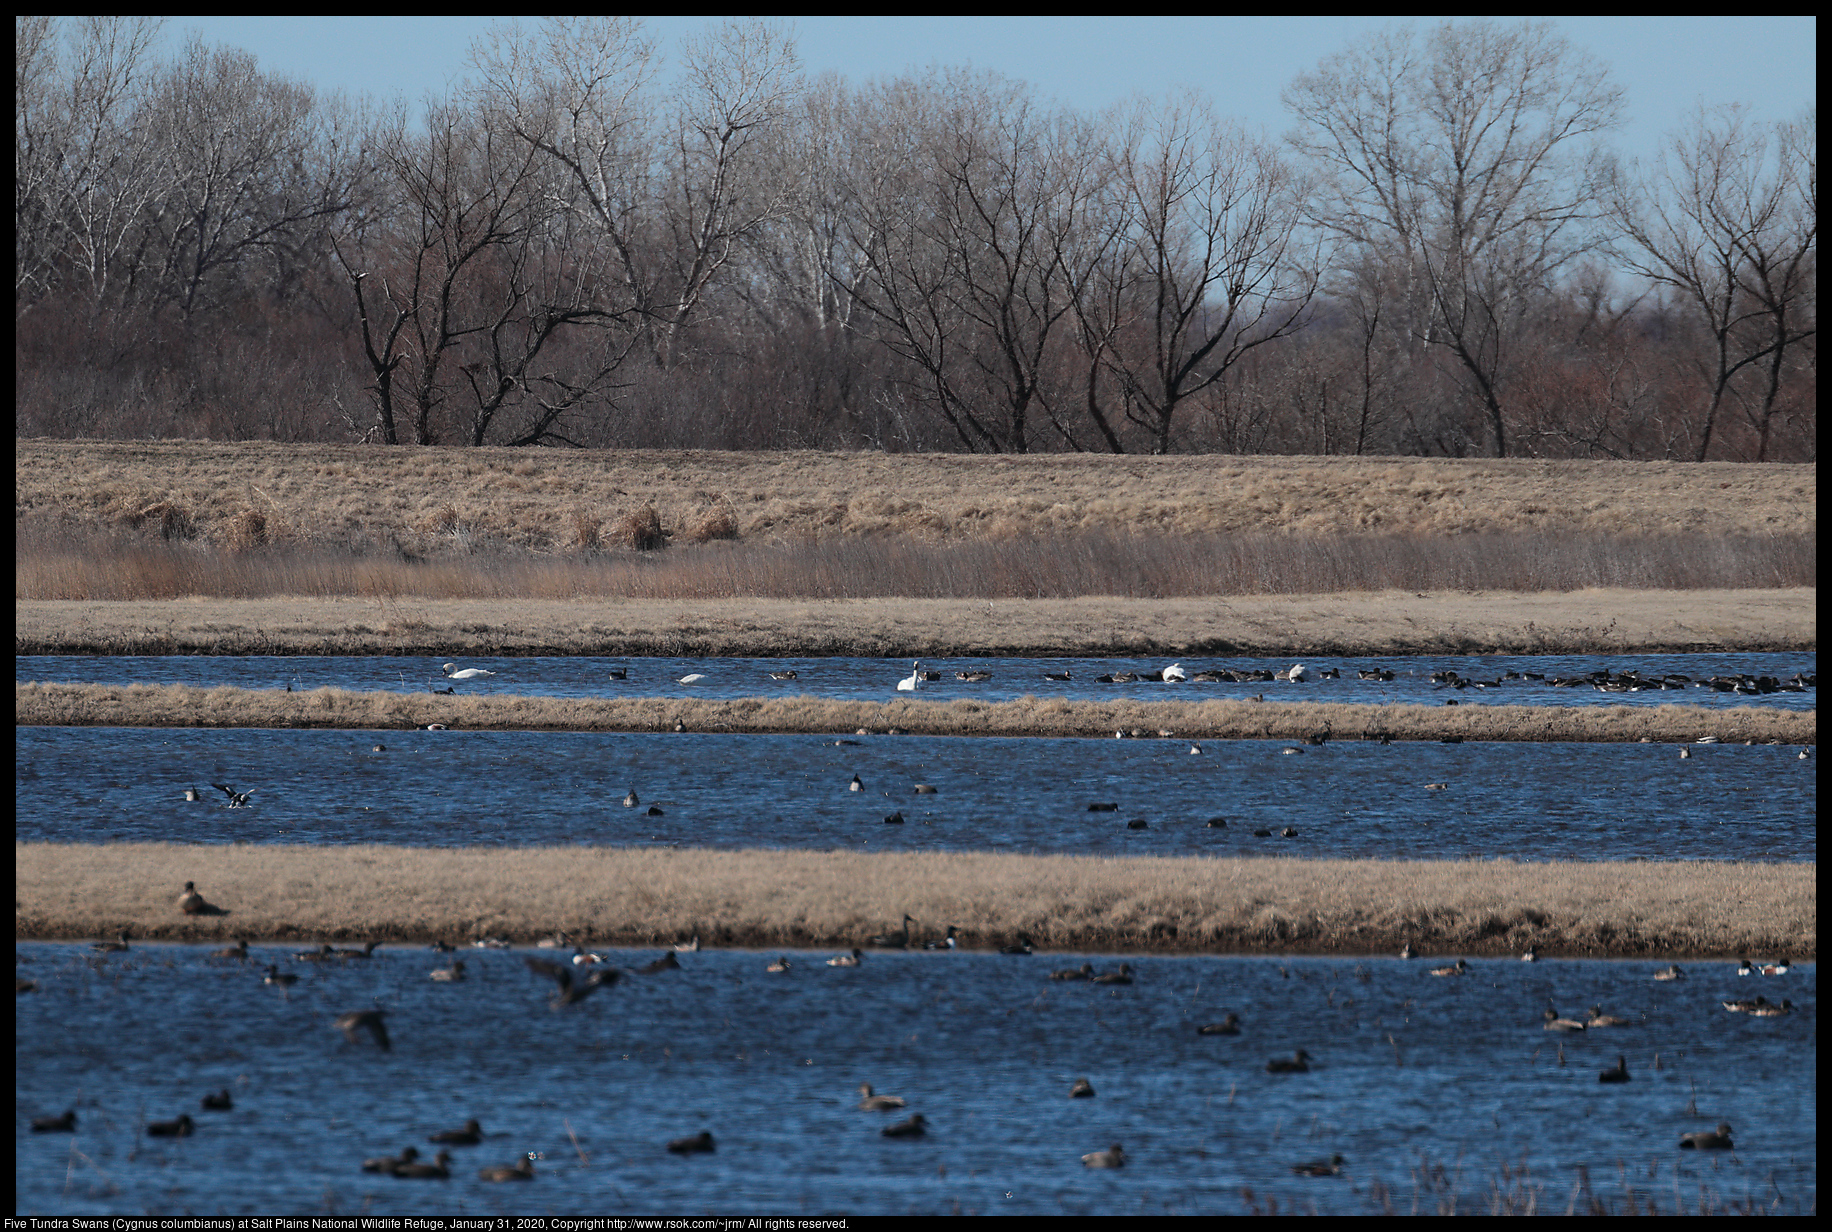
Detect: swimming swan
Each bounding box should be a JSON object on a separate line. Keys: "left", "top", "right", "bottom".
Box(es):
{"left": 897, "top": 661, "right": 921, "bottom": 692}
{"left": 441, "top": 663, "right": 496, "bottom": 680}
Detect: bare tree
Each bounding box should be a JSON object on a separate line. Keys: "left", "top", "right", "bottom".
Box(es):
{"left": 1285, "top": 20, "right": 1623, "bottom": 456}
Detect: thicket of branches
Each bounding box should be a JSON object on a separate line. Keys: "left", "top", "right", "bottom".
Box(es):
{"left": 15, "top": 17, "right": 1816, "bottom": 460}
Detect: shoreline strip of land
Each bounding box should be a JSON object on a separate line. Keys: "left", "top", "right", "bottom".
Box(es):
{"left": 15, "top": 843, "right": 1814, "bottom": 960}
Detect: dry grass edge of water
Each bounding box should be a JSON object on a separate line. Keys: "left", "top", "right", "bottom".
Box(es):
{"left": 15, "top": 843, "right": 1816, "bottom": 960}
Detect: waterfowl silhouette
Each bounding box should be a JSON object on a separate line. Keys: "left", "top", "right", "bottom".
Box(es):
{"left": 184, "top": 786, "right": 203, "bottom": 802}
{"left": 1162, "top": 663, "right": 1187, "bottom": 683}
{"left": 92, "top": 929, "right": 131, "bottom": 953}
{"left": 1720, "top": 995, "right": 1771, "bottom": 1013}
{"left": 1198, "top": 1013, "right": 1243, "bottom": 1036}
{"left": 363, "top": 1146, "right": 419, "bottom": 1173}
{"left": 667, "top": 1131, "right": 716, "bottom": 1154}
{"left": 147, "top": 1114, "right": 196, "bottom": 1137}
{"left": 1091, "top": 964, "right": 1134, "bottom": 985}
{"left": 31, "top": 1110, "right": 77, "bottom": 1133}
{"left": 526, "top": 957, "right": 619, "bottom": 1007}
{"left": 955, "top": 670, "right": 993, "bottom": 682}
{"left": 295, "top": 944, "right": 335, "bottom": 962}
{"left": 1678, "top": 1123, "right": 1734, "bottom": 1150}
{"left": 262, "top": 964, "right": 299, "bottom": 987}
{"left": 1266, "top": 1050, "right": 1313, "bottom": 1074}
{"left": 1585, "top": 1005, "right": 1635, "bottom": 1028}
{"left": 1044, "top": 670, "right": 1072, "bottom": 681}
{"left": 766, "top": 956, "right": 793, "bottom": 973}
{"left": 913, "top": 783, "right": 938, "bottom": 794}
{"left": 428, "top": 940, "right": 455, "bottom": 953}
{"left": 827, "top": 948, "right": 865, "bottom": 967}
{"left": 1737, "top": 957, "right": 1754, "bottom": 976}
{"left": 479, "top": 1153, "right": 537, "bottom": 1181}
{"left": 1399, "top": 942, "right": 1415, "bottom": 959}
{"left": 1126, "top": 818, "right": 1150, "bottom": 830}
{"left": 1652, "top": 964, "right": 1685, "bottom": 982}
{"left": 393, "top": 1150, "right": 453, "bottom": 1178}
{"left": 921, "top": 926, "right": 960, "bottom": 951}
{"left": 896, "top": 661, "right": 922, "bottom": 692}
{"left": 1000, "top": 936, "right": 1036, "bottom": 955}
{"left": 429, "top": 1119, "right": 483, "bottom": 1145}
{"left": 1746, "top": 999, "right": 1795, "bottom": 1017}
{"left": 881, "top": 1114, "right": 927, "bottom": 1138}
{"left": 607, "top": 667, "right": 628, "bottom": 680}
{"left": 1081, "top": 1143, "right": 1125, "bottom": 1168}
{"left": 1087, "top": 802, "right": 1119, "bottom": 812}
{"left": 678, "top": 673, "right": 707, "bottom": 685}
{"left": 212, "top": 939, "right": 249, "bottom": 960}
{"left": 769, "top": 670, "right": 799, "bottom": 680}
{"left": 870, "top": 915, "right": 915, "bottom": 948}
{"left": 201, "top": 1089, "right": 233, "bottom": 1111}
{"left": 1068, "top": 1077, "right": 1096, "bottom": 1098}
{"left": 17, "top": 976, "right": 36, "bottom": 994}
{"left": 334, "top": 1009, "right": 391, "bottom": 1051}
{"left": 623, "top": 788, "right": 640, "bottom": 807}
{"left": 857, "top": 1083, "right": 906, "bottom": 1111}
{"left": 429, "top": 961, "right": 466, "bottom": 982}
{"left": 1598, "top": 1056, "right": 1631, "bottom": 1084}
{"left": 1292, "top": 1153, "right": 1345, "bottom": 1177}
{"left": 441, "top": 663, "right": 495, "bottom": 680}
{"left": 1543, "top": 1008, "right": 1587, "bottom": 1032}
{"left": 1520, "top": 945, "right": 1538, "bottom": 962}
{"left": 1428, "top": 959, "right": 1469, "bottom": 977}
{"left": 1759, "top": 957, "right": 1791, "bottom": 976}
{"left": 1285, "top": 664, "right": 1310, "bottom": 682}
{"left": 572, "top": 948, "right": 607, "bottom": 966}
{"left": 211, "top": 782, "right": 254, "bottom": 808}
{"left": 334, "top": 941, "right": 382, "bottom": 959}
{"left": 1051, "top": 963, "right": 1096, "bottom": 981}
{"left": 674, "top": 936, "right": 701, "bottom": 953}
{"left": 636, "top": 951, "right": 683, "bottom": 974}
{"left": 883, "top": 811, "right": 905, "bottom": 824}
{"left": 535, "top": 931, "right": 572, "bottom": 949}
{"left": 849, "top": 774, "right": 863, "bottom": 791}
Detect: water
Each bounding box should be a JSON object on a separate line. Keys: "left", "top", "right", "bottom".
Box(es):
{"left": 17, "top": 652, "right": 1818, "bottom": 711}
{"left": 15, "top": 727, "right": 1817, "bottom": 861}
{"left": 13, "top": 944, "right": 1813, "bottom": 1216}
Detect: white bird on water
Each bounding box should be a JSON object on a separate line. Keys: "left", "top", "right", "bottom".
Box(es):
{"left": 1286, "top": 663, "right": 1310, "bottom": 682}
{"left": 442, "top": 663, "right": 496, "bottom": 680}
{"left": 1162, "top": 663, "right": 1187, "bottom": 683}
{"left": 679, "top": 673, "right": 707, "bottom": 685}
{"left": 896, "top": 661, "right": 922, "bottom": 692}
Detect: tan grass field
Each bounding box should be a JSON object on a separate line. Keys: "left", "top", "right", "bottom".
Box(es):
{"left": 14, "top": 588, "right": 1817, "bottom": 658}
{"left": 14, "top": 681, "right": 1815, "bottom": 745}
{"left": 16, "top": 843, "right": 1813, "bottom": 959}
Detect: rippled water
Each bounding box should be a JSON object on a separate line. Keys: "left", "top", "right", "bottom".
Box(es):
{"left": 16, "top": 652, "right": 1818, "bottom": 711}
{"left": 13, "top": 943, "right": 1814, "bottom": 1216}
{"left": 15, "top": 727, "right": 1817, "bottom": 861}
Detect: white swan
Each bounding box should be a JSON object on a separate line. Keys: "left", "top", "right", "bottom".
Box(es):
{"left": 1286, "top": 663, "right": 1310, "bottom": 682}
{"left": 678, "top": 673, "right": 707, "bottom": 685}
{"left": 442, "top": 663, "right": 496, "bottom": 680}
{"left": 896, "top": 661, "right": 921, "bottom": 692}
{"left": 1162, "top": 663, "right": 1187, "bottom": 683}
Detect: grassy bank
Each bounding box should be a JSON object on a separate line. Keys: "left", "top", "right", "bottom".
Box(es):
{"left": 14, "top": 588, "right": 1817, "bottom": 658}
{"left": 16, "top": 843, "right": 1814, "bottom": 959}
{"left": 15, "top": 681, "right": 1816, "bottom": 745}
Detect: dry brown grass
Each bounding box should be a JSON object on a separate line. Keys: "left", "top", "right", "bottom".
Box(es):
{"left": 14, "top": 588, "right": 1816, "bottom": 658}
{"left": 15, "top": 681, "right": 1815, "bottom": 746}
{"left": 16, "top": 842, "right": 1814, "bottom": 958}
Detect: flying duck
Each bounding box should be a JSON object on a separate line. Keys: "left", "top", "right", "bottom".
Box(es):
{"left": 333, "top": 1009, "right": 391, "bottom": 1051}
{"left": 526, "top": 957, "right": 619, "bottom": 1008}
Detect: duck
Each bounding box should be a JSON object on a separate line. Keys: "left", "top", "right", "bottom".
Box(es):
{"left": 184, "top": 786, "right": 203, "bottom": 802}
{"left": 1759, "top": 957, "right": 1791, "bottom": 976}
{"left": 200, "top": 1089, "right": 233, "bottom": 1111}
{"left": 212, "top": 939, "right": 250, "bottom": 960}
{"left": 30, "top": 1110, "right": 77, "bottom": 1133}
{"left": 1000, "top": 936, "right": 1036, "bottom": 955}
{"left": 334, "top": 941, "right": 382, "bottom": 959}
{"left": 849, "top": 774, "right": 863, "bottom": 791}
{"left": 881, "top": 1114, "right": 927, "bottom": 1138}
{"left": 1043, "top": 670, "right": 1072, "bottom": 681}
{"left": 1520, "top": 945, "right": 1538, "bottom": 962}
{"left": 623, "top": 788, "right": 640, "bottom": 807}
{"left": 1399, "top": 942, "right": 1415, "bottom": 960}
{"left": 607, "top": 668, "right": 628, "bottom": 680}
{"left": 1651, "top": 964, "right": 1685, "bottom": 982}
{"left": 636, "top": 951, "right": 683, "bottom": 974}
{"left": 1428, "top": 959, "right": 1469, "bottom": 977}
{"left": 869, "top": 915, "right": 915, "bottom": 949}
{"left": 479, "top": 1153, "right": 537, "bottom": 1181}
{"left": 827, "top": 948, "right": 865, "bottom": 967}
{"left": 1091, "top": 964, "right": 1134, "bottom": 985}
{"left": 441, "top": 663, "right": 495, "bottom": 680}
{"left": 1292, "top": 1153, "right": 1345, "bottom": 1177}
{"left": 92, "top": 929, "right": 132, "bottom": 953}
{"left": 1678, "top": 1123, "right": 1734, "bottom": 1150}
{"left": 1736, "top": 956, "right": 1754, "bottom": 976}
{"left": 766, "top": 956, "right": 793, "bottom": 973}
{"left": 1198, "top": 1013, "right": 1243, "bottom": 1036}
{"left": 363, "top": 1146, "right": 419, "bottom": 1173}
{"left": 1266, "top": 1050, "right": 1313, "bottom": 1074}
{"left": 211, "top": 782, "right": 254, "bottom": 807}
{"left": 147, "top": 1114, "right": 196, "bottom": 1137}
{"left": 1068, "top": 1077, "right": 1096, "bottom": 1098}
{"left": 955, "top": 670, "right": 993, "bottom": 682}
{"left": 1543, "top": 1008, "right": 1587, "bottom": 1032}
{"left": 429, "top": 961, "right": 466, "bottom": 983}
{"left": 1746, "top": 999, "right": 1795, "bottom": 1017}
{"left": 295, "top": 944, "right": 335, "bottom": 962}
{"left": 896, "top": 661, "right": 922, "bottom": 692}
{"left": 666, "top": 1131, "right": 716, "bottom": 1154}
{"left": 921, "top": 926, "right": 960, "bottom": 951}
{"left": 535, "top": 931, "right": 572, "bottom": 949}
{"left": 262, "top": 964, "right": 299, "bottom": 987}
{"left": 1586, "top": 1005, "right": 1635, "bottom": 1028}
{"left": 525, "top": 957, "right": 619, "bottom": 1008}
{"left": 392, "top": 1150, "right": 453, "bottom": 1179}
{"left": 1081, "top": 1143, "right": 1125, "bottom": 1168}
{"left": 429, "top": 1119, "right": 483, "bottom": 1145}
{"left": 1051, "top": 963, "right": 1096, "bottom": 981}
{"left": 857, "top": 1083, "right": 906, "bottom": 1111}
{"left": 1598, "top": 1056, "right": 1631, "bottom": 1084}
{"left": 334, "top": 1009, "right": 391, "bottom": 1051}
{"left": 673, "top": 936, "right": 701, "bottom": 953}
{"left": 1720, "top": 995, "right": 1771, "bottom": 1013}
{"left": 768, "top": 670, "right": 799, "bottom": 681}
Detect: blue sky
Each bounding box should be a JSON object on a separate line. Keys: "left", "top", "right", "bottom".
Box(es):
{"left": 166, "top": 15, "right": 1813, "bottom": 163}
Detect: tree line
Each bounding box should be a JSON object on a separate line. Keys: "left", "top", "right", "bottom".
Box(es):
{"left": 15, "top": 17, "right": 1816, "bottom": 460}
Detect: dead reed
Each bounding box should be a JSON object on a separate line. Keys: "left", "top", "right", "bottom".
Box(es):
{"left": 16, "top": 842, "right": 1814, "bottom": 958}
{"left": 15, "top": 682, "right": 1815, "bottom": 746}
